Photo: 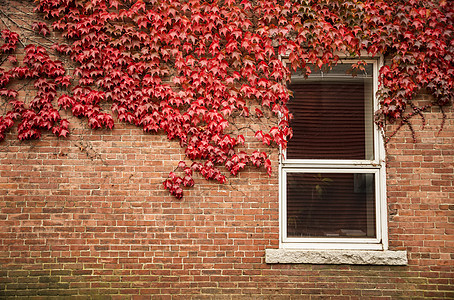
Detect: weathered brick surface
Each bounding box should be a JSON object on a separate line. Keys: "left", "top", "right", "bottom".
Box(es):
{"left": 1, "top": 2, "right": 453, "bottom": 299}
{"left": 0, "top": 96, "right": 452, "bottom": 299}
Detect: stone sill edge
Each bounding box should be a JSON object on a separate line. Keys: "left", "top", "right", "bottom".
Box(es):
{"left": 265, "top": 249, "right": 408, "bottom": 265}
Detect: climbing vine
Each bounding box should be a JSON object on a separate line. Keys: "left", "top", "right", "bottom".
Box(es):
{"left": 0, "top": 0, "right": 452, "bottom": 198}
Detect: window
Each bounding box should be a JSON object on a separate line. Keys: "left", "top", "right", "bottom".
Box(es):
{"left": 280, "top": 60, "right": 387, "bottom": 250}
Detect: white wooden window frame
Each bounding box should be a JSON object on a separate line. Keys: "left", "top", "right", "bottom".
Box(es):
{"left": 279, "top": 58, "right": 389, "bottom": 251}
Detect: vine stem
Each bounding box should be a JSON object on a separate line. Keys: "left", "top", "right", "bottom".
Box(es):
{"left": 0, "top": 8, "right": 55, "bottom": 47}
{"left": 20, "top": 36, "right": 54, "bottom": 50}
{"left": 0, "top": 9, "right": 26, "bottom": 48}
{"left": 437, "top": 105, "right": 446, "bottom": 136}
{"left": 385, "top": 103, "right": 433, "bottom": 144}
{"left": 0, "top": 54, "right": 8, "bottom": 65}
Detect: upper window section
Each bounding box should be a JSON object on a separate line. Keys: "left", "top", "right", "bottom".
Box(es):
{"left": 287, "top": 63, "right": 374, "bottom": 160}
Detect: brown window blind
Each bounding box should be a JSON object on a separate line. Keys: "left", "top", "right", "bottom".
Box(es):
{"left": 287, "top": 81, "right": 370, "bottom": 160}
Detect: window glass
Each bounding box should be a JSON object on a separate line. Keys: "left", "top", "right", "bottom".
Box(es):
{"left": 286, "top": 172, "right": 376, "bottom": 239}
{"left": 287, "top": 64, "right": 374, "bottom": 160}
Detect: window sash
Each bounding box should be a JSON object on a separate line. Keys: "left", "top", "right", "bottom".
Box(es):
{"left": 283, "top": 59, "right": 380, "bottom": 163}
{"left": 281, "top": 168, "right": 383, "bottom": 249}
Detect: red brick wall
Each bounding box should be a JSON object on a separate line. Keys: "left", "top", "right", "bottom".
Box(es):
{"left": 1, "top": 97, "right": 453, "bottom": 299}
{"left": 1, "top": 3, "right": 453, "bottom": 299}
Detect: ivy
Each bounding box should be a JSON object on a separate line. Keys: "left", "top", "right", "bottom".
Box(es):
{"left": 0, "top": 0, "right": 452, "bottom": 198}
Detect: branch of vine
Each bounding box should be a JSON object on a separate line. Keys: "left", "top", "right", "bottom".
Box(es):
{"left": 0, "top": 8, "right": 55, "bottom": 47}
{"left": 384, "top": 103, "right": 434, "bottom": 144}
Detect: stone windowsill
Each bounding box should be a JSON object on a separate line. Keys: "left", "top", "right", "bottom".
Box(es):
{"left": 265, "top": 249, "right": 408, "bottom": 265}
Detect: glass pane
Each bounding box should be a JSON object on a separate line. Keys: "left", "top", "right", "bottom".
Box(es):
{"left": 286, "top": 172, "right": 376, "bottom": 238}
{"left": 287, "top": 64, "right": 374, "bottom": 160}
